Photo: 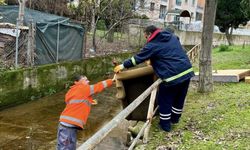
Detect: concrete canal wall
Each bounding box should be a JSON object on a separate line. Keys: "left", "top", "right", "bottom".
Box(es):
{"left": 0, "top": 53, "right": 133, "bottom": 110}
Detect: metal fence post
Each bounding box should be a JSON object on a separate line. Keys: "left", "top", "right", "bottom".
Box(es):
{"left": 56, "top": 20, "right": 60, "bottom": 63}
{"left": 15, "top": 18, "right": 20, "bottom": 68}
{"left": 27, "top": 19, "right": 34, "bottom": 66}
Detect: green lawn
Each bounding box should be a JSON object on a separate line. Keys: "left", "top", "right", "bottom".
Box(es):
{"left": 88, "top": 30, "right": 129, "bottom": 40}
{"left": 212, "top": 45, "right": 250, "bottom": 69}
{"left": 142, "top": 45, "right": 250, "bottom": 150}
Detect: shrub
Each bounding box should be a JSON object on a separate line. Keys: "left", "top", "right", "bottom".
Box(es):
{"left": 218, "top": 44, "right": 231, "bottom": 52}
{"left": 96, "top": 20, "right": 106, "bottom": 30}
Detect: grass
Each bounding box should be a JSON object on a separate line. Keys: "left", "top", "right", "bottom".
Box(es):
{"left": 88, "top": 29, "right": 129, "bottom": 40}
{"left": 142, "top": 45, "right": 250, "bottom": 150}
{"left": 212, "top": 45, "right": 250, "bottom": 70}
{"left": 192, "top": 45, "right": 250, "bottom": 71}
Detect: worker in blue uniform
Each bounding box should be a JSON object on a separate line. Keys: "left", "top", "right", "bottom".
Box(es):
{"left": 114, "top": 25, "right": 194, "bottom": 132}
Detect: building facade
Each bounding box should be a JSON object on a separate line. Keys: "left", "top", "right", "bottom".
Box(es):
{"left": 134, "top": 0, "right": 205, "bottom": 24}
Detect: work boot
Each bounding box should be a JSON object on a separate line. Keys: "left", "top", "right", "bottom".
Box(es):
{"left": 158, "top": 123, "right": 171, "bottom": 132}
{"left": 170, "top": 119, "right": 179, "bottom": 124}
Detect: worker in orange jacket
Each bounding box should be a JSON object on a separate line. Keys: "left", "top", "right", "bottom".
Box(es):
{"left": 57, "top": 74, "right": 115, "bottom": 150}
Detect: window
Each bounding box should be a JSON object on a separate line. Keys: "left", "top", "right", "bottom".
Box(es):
{"left": 150, "top": 3, "right": 155, "bottom": 11}
{"left": 176, "top": 0, "right": 182, "bottom": 6}
{"left": 192, "top": 0, "right": 195, "bottom": 6}
{"left": 140, "top": 0, "right": 145, "bottom": 9}
{"left": 161, "top": 0, "right": 168, "bottom": 2}
{"left": 196, "top": 12, "right": 202, "bottom": 21}
{"left": 159, "top": 5, "right": 167, "bottom": 19}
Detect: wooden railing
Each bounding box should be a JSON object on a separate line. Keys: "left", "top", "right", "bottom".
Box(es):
{"left": 187, "top": 43, "right": 201, "bottom": 63}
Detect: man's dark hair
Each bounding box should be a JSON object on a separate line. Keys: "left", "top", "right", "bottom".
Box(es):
{"left": 144, "top": 25, "right": 158, "bottom": 35}
{"left": 73, "top": 74, "right": 84, "bottom": 82}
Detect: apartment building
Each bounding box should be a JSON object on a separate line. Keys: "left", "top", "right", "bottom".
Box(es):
{"left": 134, "top": 0, "right": 205, "bottom": 24}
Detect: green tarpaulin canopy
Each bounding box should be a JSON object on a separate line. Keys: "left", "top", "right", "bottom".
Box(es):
{"left": 0, "top": 6, "right": 85, "bottom": 65}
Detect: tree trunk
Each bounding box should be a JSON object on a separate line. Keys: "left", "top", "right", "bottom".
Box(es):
{"left": 198, "top": 0, "right": 218, "bottom": 93}
{"left": 225, "top": 28, "right": 233, "bottom": 45}
{"left": 90, "top": 5, "right": 96, "bottom": 33}
{"left": 92, "top": 21, "right": 97, "bottom": 52}
{"left": 107, "top": 28, "right": 114, "bottom": 43}
{"left": 18, "top": 0, "right": 26, "bottom": 26}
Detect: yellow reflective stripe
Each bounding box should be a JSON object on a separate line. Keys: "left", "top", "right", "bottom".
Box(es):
{"left": 131, "top": 57, "right": 136, "bottom": 66}
{"left": 164, "top": 68, "right": 193, "bottom": 82}
{"left": 68, "top": 99, "right": 91, "bottom": 107}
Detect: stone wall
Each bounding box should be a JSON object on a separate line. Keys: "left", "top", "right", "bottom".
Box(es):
{"left": 0, "top": 53, "right": 133, "bottom": 110}
{"left": 175, "top": 30, "right": 250, "bottom": 46}
{"left": 129, "top": 24, "right": 250, "bottom": 46}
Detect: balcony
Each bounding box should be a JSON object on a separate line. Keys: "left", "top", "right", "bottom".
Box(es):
{"left": 196, "top": 5, "right": 204, "bottom": 12}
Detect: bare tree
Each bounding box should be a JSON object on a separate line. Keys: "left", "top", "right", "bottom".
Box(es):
{"left": 198, "top": 0, "right": 218, "bottom": 93}
{"left": 88, "top": 0, "right": 133, "bottom": 51}
{"left": 18, "top": 0, "right": 26, "bottom": 26}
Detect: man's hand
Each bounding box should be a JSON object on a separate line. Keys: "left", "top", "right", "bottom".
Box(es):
{"left": 145, "top": 60, "right": 151, "bottom": 65}
{"left": 114, "top": 64, "right": 124, "bottom": 73}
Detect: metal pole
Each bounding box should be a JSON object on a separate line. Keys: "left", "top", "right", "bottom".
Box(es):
{"left": 15, "top": 19, "right": 20, "bottom": 68}
{"left": 56, "top": 20, "right": 60, "bottom": 63}
{"left": 31, "top": 21, "right": 35, "bottom": 66}
{"left": 27, "top": 20, "right": 32, "bottom": 66}
{"left": 77, "top": 79, "right": 162, "bottom": 150}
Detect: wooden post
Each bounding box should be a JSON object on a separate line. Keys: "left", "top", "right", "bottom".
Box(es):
{"left": 128, "top": 120, "right": 150, "bottom": 150}
{"left": 77, "top": 79, "right": 162, "bottom": 150}
{"left": 128, "top": 106, "right": 159, "bottom": 150}
{"left": 143, "top": 87, "right": 157, "bottom": 143}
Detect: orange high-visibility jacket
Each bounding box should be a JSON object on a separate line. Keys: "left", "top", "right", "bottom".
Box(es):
{"left": 59, "top": 79, "right": 113, "bottom": 129}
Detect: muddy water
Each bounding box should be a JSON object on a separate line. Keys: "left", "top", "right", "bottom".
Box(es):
{"left": 0, "top": 86, "right": 122, "bottom": 150}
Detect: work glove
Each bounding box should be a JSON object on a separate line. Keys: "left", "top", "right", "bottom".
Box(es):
{"left": 112, "top": 74, "right": 117, "bottom": 82}
{"left": 145, "top": 60, "right": 151, "bottom": 66}
{"left": 91, "top": 99, "right": 98, "bottom": 105}
{"left": 114, "top": 64, "right": 124, "bottom": 73}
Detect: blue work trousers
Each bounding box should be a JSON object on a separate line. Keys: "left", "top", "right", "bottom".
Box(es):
{"left": 57, "top": 124, "right": 77, "bottom": 150}
{"left": 158, "top": 79, "right": 190, "bottom": 128}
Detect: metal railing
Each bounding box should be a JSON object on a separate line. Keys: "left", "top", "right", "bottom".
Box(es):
{"left": 77, "top": 78, "right": 162, "bottom": 150}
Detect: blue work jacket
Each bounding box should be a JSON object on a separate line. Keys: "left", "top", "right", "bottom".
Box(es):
{"left": 123, "top": 29, "right": 194, "bottom": 86}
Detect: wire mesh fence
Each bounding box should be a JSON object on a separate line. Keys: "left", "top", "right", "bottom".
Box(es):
{"left": 1, "top": 17, "right": 250, "bottom": 70}
{"left": 84, "top": 19, "right": 166, "bottom": 57}
{"left": 84, "top": 22, "right": 147, "bottom": 57}
{"left": 0, "top": 23, "right": 30, "bottom": 69}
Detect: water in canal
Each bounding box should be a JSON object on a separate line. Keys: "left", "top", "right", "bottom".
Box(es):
{"left": 0, "top": 86, "right": 123, "bottom": 150}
